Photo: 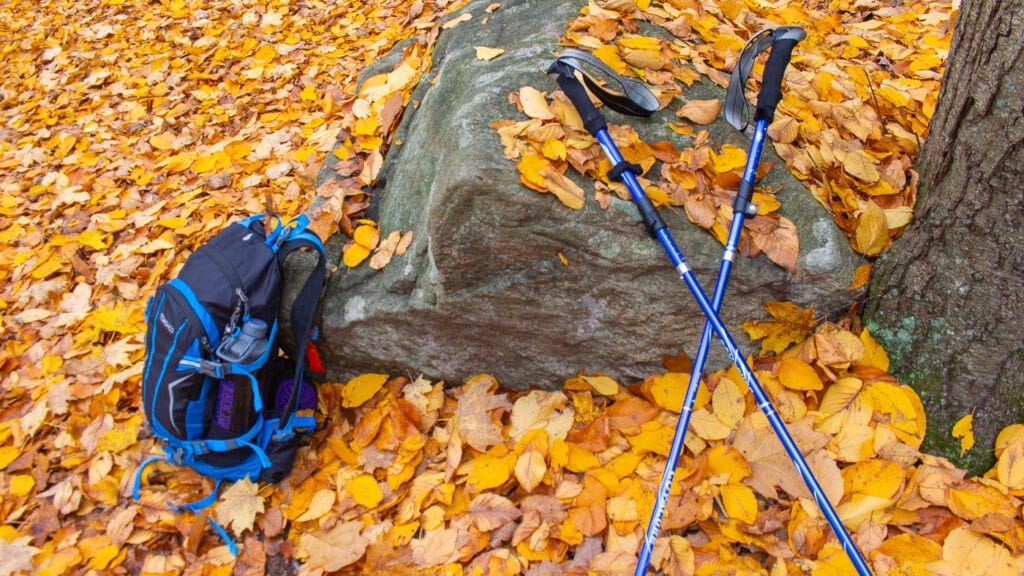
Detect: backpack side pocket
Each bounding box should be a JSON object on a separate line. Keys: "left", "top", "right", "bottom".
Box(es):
{"left": 143, "top": 285, "right": 218, "bottom": 441}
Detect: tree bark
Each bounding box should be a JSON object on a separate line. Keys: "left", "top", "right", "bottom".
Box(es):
{"left": 865, "top": 0, "right": 1024, "bottom": 473}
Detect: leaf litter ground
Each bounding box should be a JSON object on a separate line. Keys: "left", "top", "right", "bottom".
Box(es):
{"left": 5, "top": 0, "right": 1022, "bottom": 575}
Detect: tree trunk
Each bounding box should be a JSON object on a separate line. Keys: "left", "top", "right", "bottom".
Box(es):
{"left": 865, "top": 0, "right": 1024, "bottom": 473}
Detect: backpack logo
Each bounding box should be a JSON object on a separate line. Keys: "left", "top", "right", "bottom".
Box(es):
{"left": 158, "top": 312, "right": 175, "bottom": 335}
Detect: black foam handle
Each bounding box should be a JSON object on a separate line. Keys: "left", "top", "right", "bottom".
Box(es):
{"left": 551, "top": 63, "right": 607, "bottom": 136}
{"left": 755, "top": 38, "right": 798, "bottom": 123}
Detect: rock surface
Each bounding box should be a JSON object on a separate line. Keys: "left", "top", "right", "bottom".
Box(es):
{"left": 309, "top": 0, "right": 866, "bottom": 389}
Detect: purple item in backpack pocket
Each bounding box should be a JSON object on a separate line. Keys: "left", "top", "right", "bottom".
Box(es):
{"left": 274, "top": 378, "right": 317, "bottom": 413}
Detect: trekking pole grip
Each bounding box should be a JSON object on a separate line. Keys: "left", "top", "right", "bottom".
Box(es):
{"left": 549, "top": 61, "right": 608, "bottom": 137}
{"left": 755, "top": 27, "right": 805, "bottom": 123}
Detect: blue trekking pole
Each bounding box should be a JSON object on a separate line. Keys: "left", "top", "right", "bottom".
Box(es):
{"left": 548, "top": 31, "right": 873, "bottom": 576}
{"left": 630, "top": 27, "right": 811, "bottom": 574}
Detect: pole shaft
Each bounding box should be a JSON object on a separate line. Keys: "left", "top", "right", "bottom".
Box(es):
{"left": 632, "top": 118, "right": 764, "bottom": 573}
{"left": 594, "top": 125, "right": 874, "bottom": 576}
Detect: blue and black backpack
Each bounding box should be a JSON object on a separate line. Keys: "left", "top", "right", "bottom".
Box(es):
{"left": 133, "top": 213, "right": 326, "bottom": 544}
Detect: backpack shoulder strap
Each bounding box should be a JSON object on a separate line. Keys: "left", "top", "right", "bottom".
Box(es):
{"left": 275, "top": 218, "right": 327, "bottom": 432}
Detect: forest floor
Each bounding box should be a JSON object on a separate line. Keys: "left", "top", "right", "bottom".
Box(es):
{"left": 6, "top": 1, "right": 1024, "bottom": 576}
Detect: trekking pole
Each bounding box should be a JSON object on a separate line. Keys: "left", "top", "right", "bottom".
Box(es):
{"left": 548, "top": 36, "right": 874, "bottom": 576}
{"left": 632, "top": 27, "right": 809, "bottom": 574}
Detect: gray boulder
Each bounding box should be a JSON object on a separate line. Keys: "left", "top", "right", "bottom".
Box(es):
{"left": 309, "top": 0, "right": 865, "bottom": 389}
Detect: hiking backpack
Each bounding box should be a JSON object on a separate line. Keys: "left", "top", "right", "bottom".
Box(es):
{"left": 133, "top": 214, "right": 327, "bottom": 514}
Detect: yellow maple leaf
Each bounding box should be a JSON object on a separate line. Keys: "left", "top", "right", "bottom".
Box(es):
{"left": 858, "top": 327, "right": 889, "bottom": 371}
{"left": 77, "top": 229, "right": 112, "bottom": 250}
{"left": 541, "top": 168, "right": 586, "bottom": 209}
{"left": 516, "top": 153, "right": 551, "bottom": 192}
{"left": 0, "top": 446, "right": 19, "bottom": 469}
{"left": 509, "top": 391, "right": 573, "bottom": 442}
{"left": 945, "top": 480, "right": 1012, "bottom": 521}
{"left": 564, "top": 442, "right": 600, "bottom": 473}
{"left": 645, "top": 372, "right": 709, "bottom": 413}
{"left": 690, "top": 408, "right": 732, "bottom": 441}
{"left": 189, "top": 152, "right": 220, "bottom": 174}
{"left": 842, "top": 149, "right": 880, "bottom": 183}
{"left": 842, "top": 459, "right": 905, "bottom": 500}
{"left": 592, "top": 44, "right": 628, "bottom": 74}
{"left": 624, "top": 420, "right": 673, "bottom": 457}
{"left": 741, "top": 301, "right": 816, "bottom": 355}
{"left": 300, "top": 85, "right": 318, "bottom": 102}
{"left": 874, "top": 533, "right": 941, "bottom": 568}
{"left": 342, "top": 242, "right": 372, "bottom": 268}
{"left": 154, "top": 216, "right": 187, "bottom": 230}
{"left": 214, "top": 477, "right": 264, "bottom": 536}
{"left": 78, "top": 535, "right": 120, "bottom": 571}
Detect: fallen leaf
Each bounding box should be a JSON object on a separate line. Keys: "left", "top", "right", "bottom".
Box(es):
{"left": 0, "top": 536, "right": 38, "bottom": 575}
{"left": 742, "top": 301, "right": 816, "bottom": 355}
{"left": 467, "top": 493, "right": 522, "bottom": 531}
{"left": 295, "top": 488, "right": 336, "bottom": 523}
{"left": 215, "top": 477, "right": 264, "bottom": 537}
{"left": 347, "top": 474, "right": 385, "bottom": 508}
{"left": 952, "top": 413, "right": 975, "bottom": 457}
{"left": 342, "top": 373, "right": 389, "bottom": 408}
{"left": 475, "top": 46, "right": 506, "bottom": 60}
{"left": 720, "top": 482, "right": 759, "bottom": 524}
{"left": 842, "top": 149, "right": 881, "bottom": 183}
{"left": 455, "top": 374, "right": 512, "bottom": 452}
{"left": 676, "top": 99, "right": 722, "bottom": 124}
{"left": 509, "top": 390, "right": 574, "bottom": 442}
{"left": 519, "top": 86, "right": 555, "bottom": 120}
{"left": 297, "top": 521, "right": 369, "bottom": 572}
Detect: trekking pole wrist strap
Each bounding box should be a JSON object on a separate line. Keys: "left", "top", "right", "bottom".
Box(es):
{"left": 725, "top": 26, "right": 807, "bottom": 130}
{"left": 548, "top": 48, "right": 659, "bottom": 120}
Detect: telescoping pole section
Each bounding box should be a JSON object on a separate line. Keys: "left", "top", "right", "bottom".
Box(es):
{"left": 548, "top": 30, "right": 874, "bottom": 576}
{"left": 633, "top": 26, "right": 810, "bottom": 575}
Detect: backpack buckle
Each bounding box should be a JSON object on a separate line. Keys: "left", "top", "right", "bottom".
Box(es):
{"left": 197, "top": 359, "right": 225, "bottom": 379}
{"left": 170, "top": 447, "right": 187, "bottom": 466}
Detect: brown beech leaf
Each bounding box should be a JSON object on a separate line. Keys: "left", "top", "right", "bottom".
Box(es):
{"left": 467, "top": 493, "right": 523, "bottom": 531}
{"left": 676, "top": 99, "right": 722, "bottom": 124}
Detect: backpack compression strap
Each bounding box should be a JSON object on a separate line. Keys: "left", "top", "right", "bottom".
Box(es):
{"left": 548, "top": 48, "right": 660, "bottom": 118}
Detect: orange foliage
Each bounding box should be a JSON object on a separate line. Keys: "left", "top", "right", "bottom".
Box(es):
{"left": 5, "top": 1, "right": 1019, "bottom": 576}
